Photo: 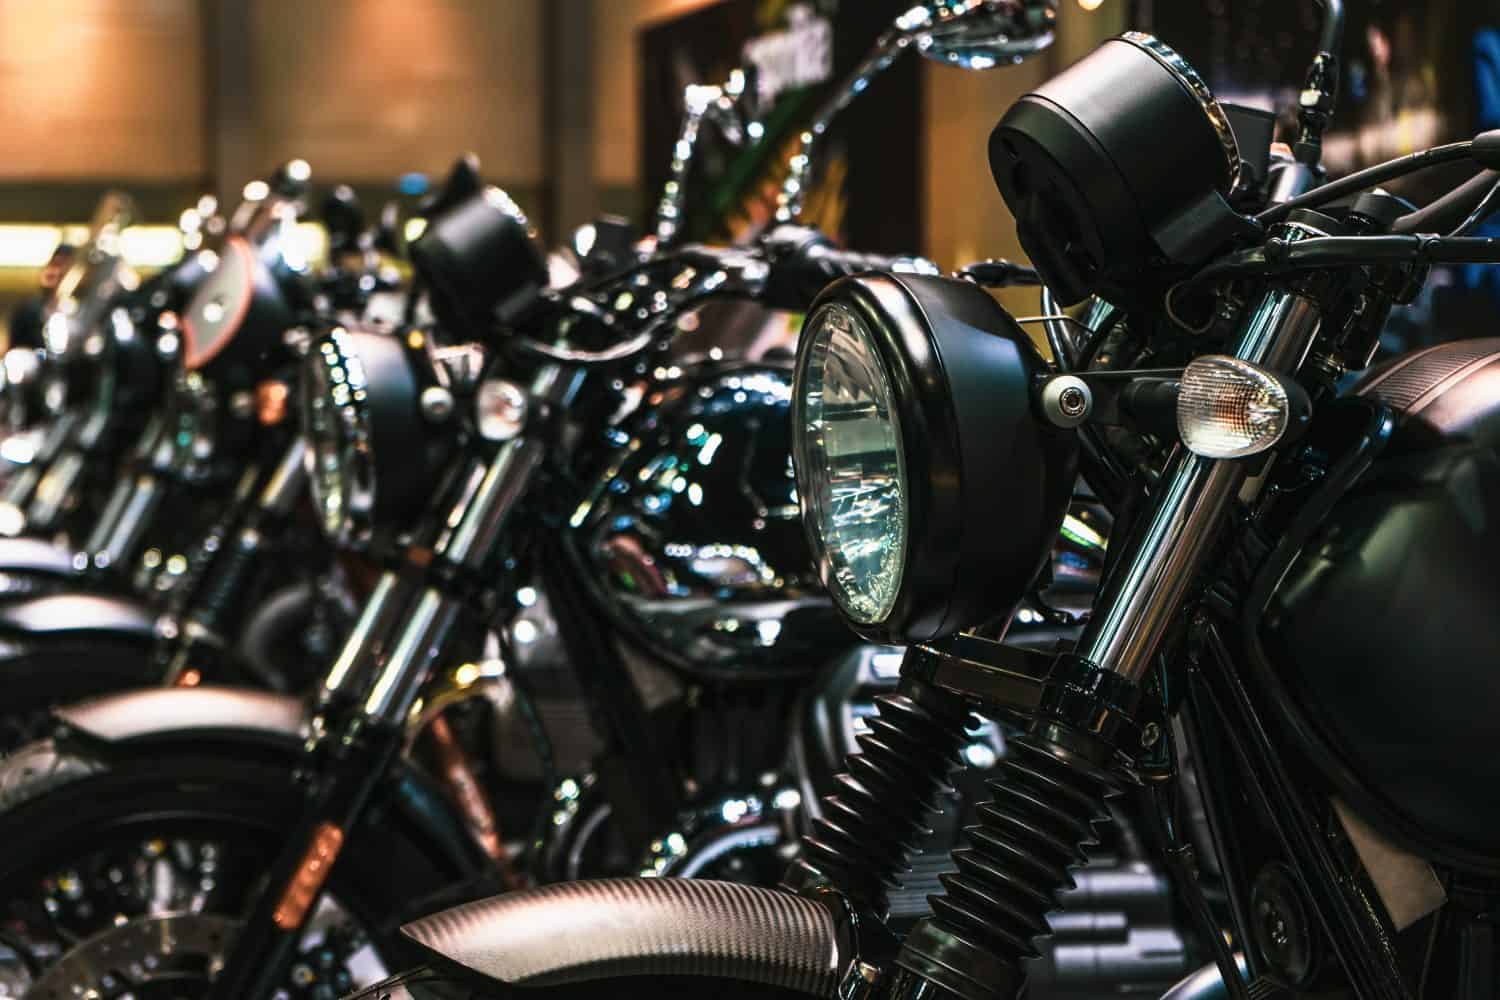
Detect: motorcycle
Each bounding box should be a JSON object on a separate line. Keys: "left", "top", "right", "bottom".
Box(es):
{"left": 0, "top": 192, "right": 163, "bottom": 544}
{"left": 0, "top": 4, "right": 1149, "bottom": 998}
{"left": 346, "top": 2, "right": 1500, "bottom": 999}
{"left": 0, "top": 163, "right": 402, "bottom": 748}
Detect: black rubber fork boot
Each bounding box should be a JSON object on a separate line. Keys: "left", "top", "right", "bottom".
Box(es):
{"left": 783, "top": 676, "right": 974, "bottom": 915}
{"left": 893, "top": 731, "right": 1120, "bottom": 1000}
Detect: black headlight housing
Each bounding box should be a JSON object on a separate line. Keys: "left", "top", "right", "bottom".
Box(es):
{"left": 989, "top": 32, "right": 1247, "bottom": 306}
{"left": 301, "top": 327, "right": 455, "bottom": 546}
{"left": 182, "top": 235, "right": 296, "bottom": 378}
{"left": 792, "top": 272, "right": 1078, "bottom": 644}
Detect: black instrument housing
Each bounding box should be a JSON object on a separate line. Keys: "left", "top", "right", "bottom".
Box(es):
{"left": 989, "top": 33, "right": 1247, "bottom": 305}
{"left": 411, "top": 187, "right": 548, "bottom": 339}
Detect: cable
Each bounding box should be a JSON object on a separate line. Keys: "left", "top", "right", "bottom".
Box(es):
{"left": 1391, "top": 169, "right": 1497, "bottom": 234}
{"left": 1257, "top": 140, "right": 1475, "bottom": 227}
{"left": 1037, "top": 285, "right": 1080, "bottom": 371}
{"left": 1450, "top": 175, "right": 1500, "bottom": 236}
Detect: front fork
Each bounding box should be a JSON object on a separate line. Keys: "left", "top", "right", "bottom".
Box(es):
{"left": 207, "top": 368, "right": 573, "bottom": 1000}
{"left": 796, "top": 281, "right": 1324, "bottom": 1000}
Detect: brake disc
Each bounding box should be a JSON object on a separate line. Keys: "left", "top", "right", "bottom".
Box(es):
{"left": 26, "top": 911, "right": 237, "bottom": 999}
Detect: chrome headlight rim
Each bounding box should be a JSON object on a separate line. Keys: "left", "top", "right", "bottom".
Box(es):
{"left": 792, "top": 275, "right": 968, "bottom": 643}
{"left": 303, "top": 328, "right": 378, "bottom": 546}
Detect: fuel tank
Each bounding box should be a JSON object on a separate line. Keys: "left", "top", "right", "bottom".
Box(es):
{"left": 568, "top": 360, "right": 853, "bottom": 680}
{"left": 1261, "top": 337, "right": 1500, "bottom": 869}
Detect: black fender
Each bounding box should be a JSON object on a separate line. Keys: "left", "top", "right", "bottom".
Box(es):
{"left": 0, "top": 592, "right": 155, "bottom": 641}
{"left": 43, "top": 686, "right": 490, "bottom": 880}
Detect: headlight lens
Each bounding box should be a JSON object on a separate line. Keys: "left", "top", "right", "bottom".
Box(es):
{"left": 794, "top": 301, "right": 908, "bottom": 624}
{"left": 302, "top": 329, "right": 375, "bottom": 543}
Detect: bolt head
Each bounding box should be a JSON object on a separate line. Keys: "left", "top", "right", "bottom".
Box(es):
{"left": 1058, "top": 385, "right": 1088, "bottom": 416}
{"left": 420, "top": 386, "right": 455, "bottom": 422}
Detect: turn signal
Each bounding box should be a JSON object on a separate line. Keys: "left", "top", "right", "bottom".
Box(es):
{"left": 1177, "top": 356, "right": 1291, "bottom": 459}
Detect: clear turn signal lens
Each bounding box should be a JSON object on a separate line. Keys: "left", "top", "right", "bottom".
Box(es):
{"left": 1177, "top": 355, "right": 1290, "bottom": 459}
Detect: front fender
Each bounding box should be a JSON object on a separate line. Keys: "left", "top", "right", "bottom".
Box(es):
{"left": 42, "top": 686, "right": 490, "bottom": 878}
{"left": 0, "top": 538, "right": 82, "bottom": 602}
{"left": 0, "top": 537, "right": 78, "bottom": 576}
{"left": 0, "top": 592, "right": 155, "bottom": 641}
{"left": 399, "top": 878, "right": 844, "bottom": 996}
{"left": 55, "top": 686, "right": 308, "bottom": 746}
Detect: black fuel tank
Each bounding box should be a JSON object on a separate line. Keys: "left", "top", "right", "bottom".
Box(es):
{"left": 1262, "top": 338, "right": 1500, "bottom": 867}
{"left": 568, "top": 361, "right": 853, "bottom": 680}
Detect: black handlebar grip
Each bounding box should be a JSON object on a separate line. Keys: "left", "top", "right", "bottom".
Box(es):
{"left": 760, "top": 224, "right": 920, "bottom": 311}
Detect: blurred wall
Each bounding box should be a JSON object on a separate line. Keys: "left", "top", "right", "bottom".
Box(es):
{"left": 250, "top": 0, "right": 543, "bottom": 194}
{"left": 0, "top": 0, "right": 1124, "bottom": 270}
{"left": 0, "top": 0, "right": 205, "bottom": 218}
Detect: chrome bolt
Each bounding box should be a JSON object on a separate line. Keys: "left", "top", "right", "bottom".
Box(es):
{"left": 420, "top": 386, "right": 455, "bottom": 422}
{"left": 1040, "top": 375, "right": 1092, "bottom": 428}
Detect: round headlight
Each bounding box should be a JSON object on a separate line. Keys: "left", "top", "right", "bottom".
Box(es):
{"left": 793, "top": 302, "right": 908, "bottom": 624}
{"left": 792, "top": 273, "right": 1078, "bottom": 644}
{"left": 301, "top": 327, "right": 445, "bottom": 545}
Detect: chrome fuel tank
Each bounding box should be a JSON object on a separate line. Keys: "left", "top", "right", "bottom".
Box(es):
{"left": 567, "top": 361, "right": 853, "bottom": 680}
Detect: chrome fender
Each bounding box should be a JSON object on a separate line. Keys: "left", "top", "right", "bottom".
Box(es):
{"left": 400, "top": 878, "right": 843, "bottom": 995}
{"left": 55, "top": 686, "right": 308, "bottom": 744}
{"left": 0, "top": 537, "right": 78, "bottom": 576}
{"left": 0, "top": 592, "right": 154, "bottom": 641}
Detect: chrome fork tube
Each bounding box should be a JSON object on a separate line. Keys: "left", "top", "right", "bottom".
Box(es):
{"left": 357, "top": 438, "right": 542, "bottom": 725}
{"left": 322, "top": 572, "right": 410, "bottom": 700}
{"left": 1077, "top": 286, "right": 1322, "bottom": 681}
{"left": 357, "top": 364, "right": 577, "bottom": 728}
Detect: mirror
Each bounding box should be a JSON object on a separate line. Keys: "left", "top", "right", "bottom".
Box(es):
{"left": 774, "top": 0, "right": 1057, "bottom": 223}
{"left": 909, "top": 0, "right": 1057, "bottom": 69}
{"left": 654, "top": 67, "right": 764, "bottom": 245}
{"left": 652, "top": 0, "right": 1059, "bottom": 243}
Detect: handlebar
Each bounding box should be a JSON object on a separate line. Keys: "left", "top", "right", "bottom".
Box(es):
{"left": 759, "top": 225, "right": 937, "bottom": 311}
{"left": 509, "top": 226, "right": 936, "bottom": 366}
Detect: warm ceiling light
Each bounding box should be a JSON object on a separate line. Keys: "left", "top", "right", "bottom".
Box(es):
{"left": 1077, "top": 0, "right": 1104, "bottom": 9}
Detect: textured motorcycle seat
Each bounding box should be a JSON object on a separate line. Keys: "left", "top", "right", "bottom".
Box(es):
{"left": 401, "top": 878, "right": 842, "bottom": 996}
{"left": 1354, "top": 337, "right": 1500, "bottom": 448}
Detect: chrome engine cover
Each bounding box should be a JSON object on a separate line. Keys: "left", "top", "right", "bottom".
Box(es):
{"left": 569, "top": 362, "right": 852, "bottom": 680}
